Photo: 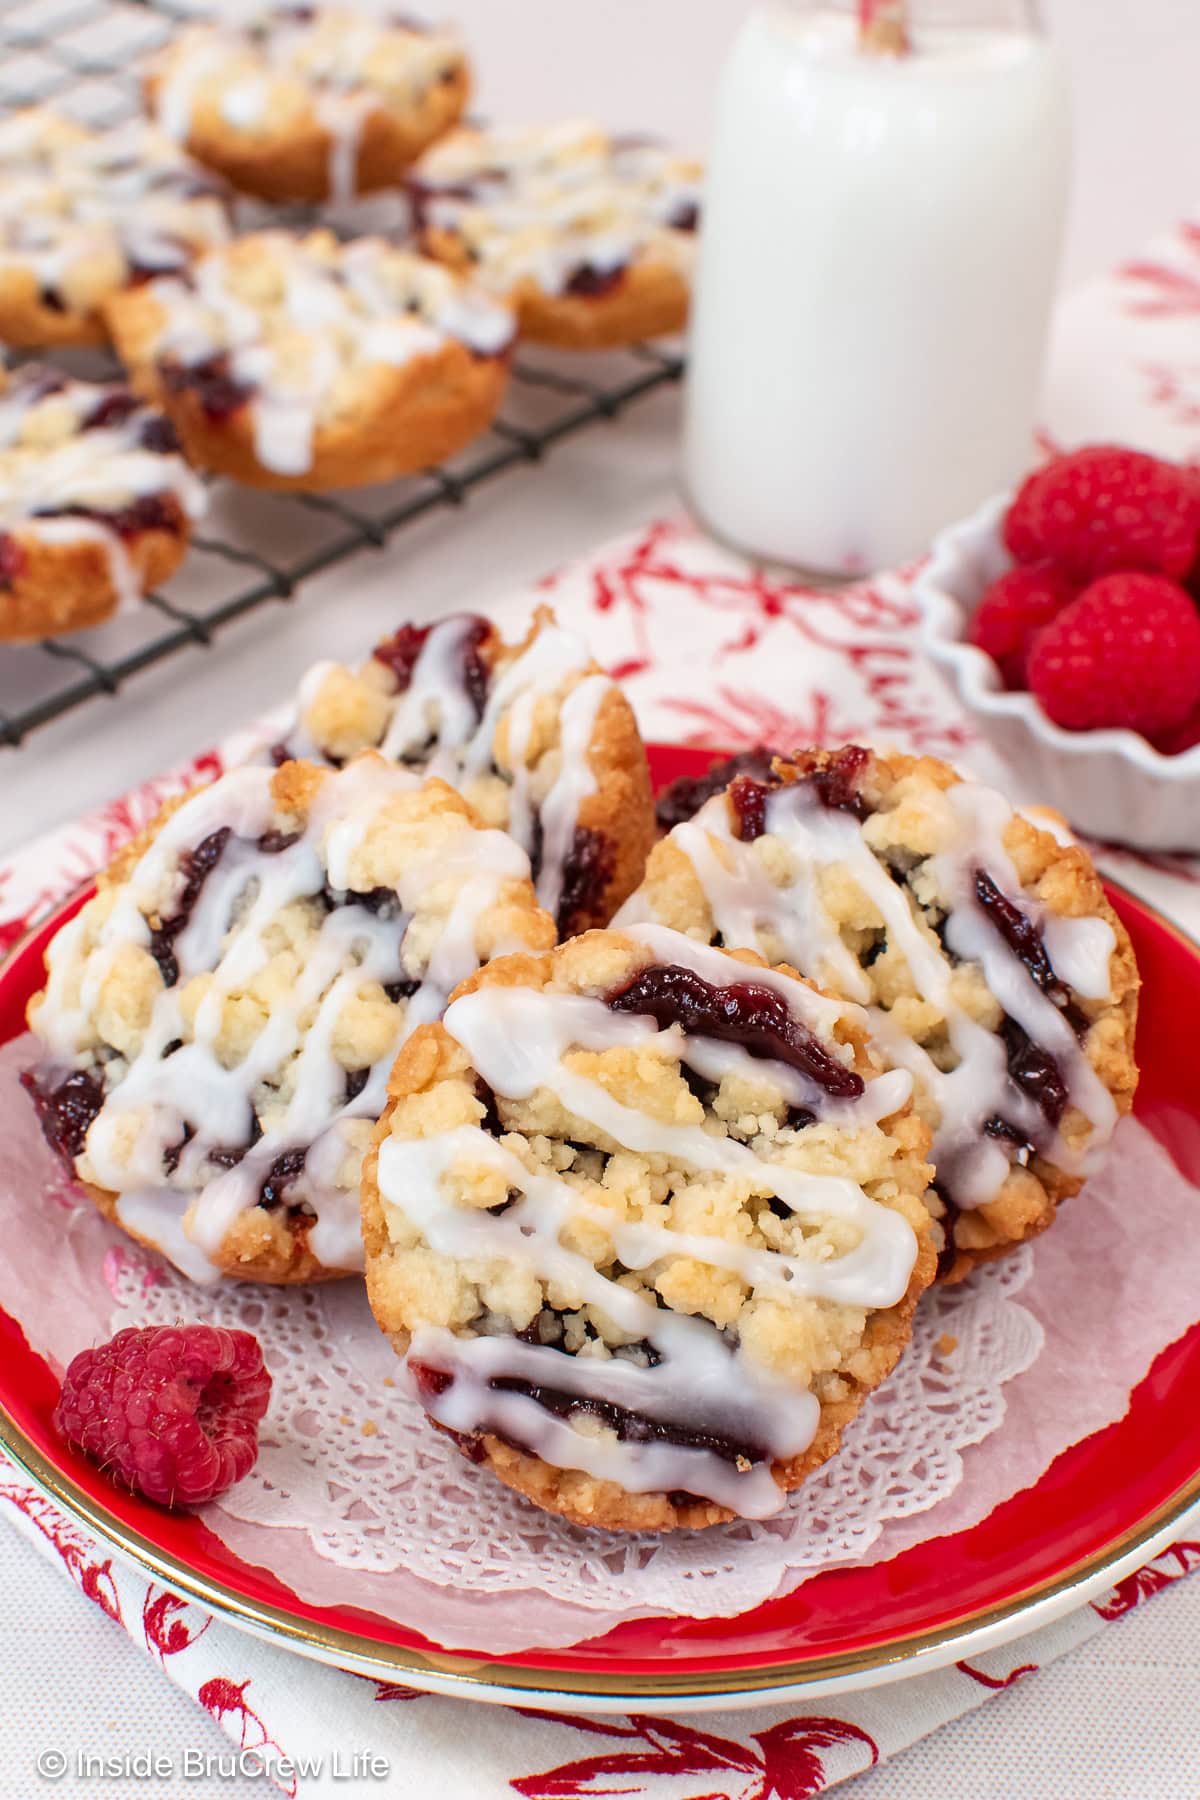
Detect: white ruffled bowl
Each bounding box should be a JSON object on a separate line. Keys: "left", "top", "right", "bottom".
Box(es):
{"left": 915, "top": 494, "right": 1200, "bottom": 852}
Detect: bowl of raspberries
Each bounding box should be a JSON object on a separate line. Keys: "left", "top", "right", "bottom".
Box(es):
{"left": 916, "top": 444, "right": 1200, "bottom": 851}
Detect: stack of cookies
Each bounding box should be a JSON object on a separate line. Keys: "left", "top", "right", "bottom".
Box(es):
{"left": 0, "top": 7, "right": 701, "bottom": 641}
{"left": 24, "top": 601, "right": 1141, "bottom": 1531}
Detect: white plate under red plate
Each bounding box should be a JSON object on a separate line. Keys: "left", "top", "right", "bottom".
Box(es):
{"left": 1, "top": 743, "right": 1198, "bottom": 1714}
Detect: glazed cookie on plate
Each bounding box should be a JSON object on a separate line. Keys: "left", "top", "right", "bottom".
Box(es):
{"left": 24, "top": 754, "right": 555, "bottom": 1285}
{"left": 105, "top": 229, "right": 515, "bottom": 491}
{"left": 361, "top": 924, "right": 936, "bottom": 1530}
{"left": 0, "top": 363, "right": 205, "bottom": 641}
{"left": 276, "top": 606, "right": 655, "bottom": 934}
{"left": 145, "top": 8, "right": 468, "bottom": 206}
{"left": 617, "top": 747, "right": 1140, "bottom": 1281}
{"left": 411, "top": 119, "right": 701, "bottom": 348}
{"left": 0, "top": 110, "right": 228, "bottom": 350}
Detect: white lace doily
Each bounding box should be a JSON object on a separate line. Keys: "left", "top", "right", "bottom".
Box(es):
{"left": 107, "top": 1245, "right": 1042, "bottom": 1620}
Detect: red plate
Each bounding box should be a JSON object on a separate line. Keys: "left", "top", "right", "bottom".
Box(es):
{"left": 1, "top": 743, "right": 1198, "bottom": 1713}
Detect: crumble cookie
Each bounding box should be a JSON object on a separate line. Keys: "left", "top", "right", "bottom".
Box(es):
{"left": 277, "top": 606, "right": 655, "bottom": 934}
{"left": 411, "top": 119, "right": 700, "bottom": 348}
{"left": 0, "top": 109, "right": 228, "bottom": 350}
{"left": 617, "top": 746, "right": 1140, "bottom": 1281}
{"left": 24, "top": 755, "right": 555, "bottom": 1285}
{"left": 105, "top": 229, "right": 515, "bottom": 492}
{"left": 361, "top": 924, "right": 935, "bottom": 1530}
{"left": 0, "top": 363, "right": 205, "bottom": 641}
{"left": 145, "top": 9, "right": 469, "bottom": 206}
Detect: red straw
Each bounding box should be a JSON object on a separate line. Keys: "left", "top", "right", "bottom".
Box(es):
{"left": 858, "top": 0, "right": 910, "bottom": 53}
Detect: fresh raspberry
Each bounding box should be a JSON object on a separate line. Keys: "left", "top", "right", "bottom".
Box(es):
{"left": 1027, "top": 573, "right": 1200, "bottom": 736}
{"left": 967, "top": 563, "right": 1077, "bottom": 687}
{"left": 1004, "top": 446, "right": 1200, "bottom": 581}
{"left": 54, "top": 1324, "right": 271, "bottom": 1508}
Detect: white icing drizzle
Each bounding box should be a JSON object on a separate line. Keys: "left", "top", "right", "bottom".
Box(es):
{"left": 377, "top": 924, "right": 918, "bottom": 1517}
{"left": 143, "top": 232, "right": 513, "bottom": 478}
{"left": 619, "top": 774, "right": 1119, "bottom": 1210}
{"left": 294, "top": 613, "right": 616, "bottom": 925}
{"left": 0, "top": 110, "right": 228, "bottom": 307}
{"left": 151, "top": 11, "right": 463, "bottom": 205}
{"left": 414, "top": 120, "right": 701, "bottom": 297}
{"left": 0, "top": 368, "right": 206, "bottom": 618}
{"left": 33, "top": 759, "right": 534, "bottom": 1279}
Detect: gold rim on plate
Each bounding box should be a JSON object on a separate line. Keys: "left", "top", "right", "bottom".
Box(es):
{"left": 1, "top": 877, "right": 1198, "bottom": 1701}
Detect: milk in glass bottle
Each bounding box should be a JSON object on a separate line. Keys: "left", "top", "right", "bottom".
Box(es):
{"left": 684, "top": 0, "right": 1070, "bottom": 573}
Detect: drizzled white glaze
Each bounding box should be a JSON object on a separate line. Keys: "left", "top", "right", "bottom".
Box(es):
{"left": 33, "top": 759, "right": 535, "bottom": 1280}
{"left": 0, "top": 111, "right": 228, "bottom": 310}
{"left": 151, "top": 11, "right": 463, "bottom": 205}
{"left": 142, "top": 232, "right": 513, "bottom": 477}
{"left": 619, "top": 774, "right": 1119, "bottom": 1209}
{"left": 294, "top": 613, "right": 615, "bottom": 925}
{"left": 0, "top": 368, "right": 206, "bottom": 617}
{"left": 377, "top": 924, "right": 918, "bottom": 1516}
{"left": 414, "top": 121, "right": 702, "bottom": 297}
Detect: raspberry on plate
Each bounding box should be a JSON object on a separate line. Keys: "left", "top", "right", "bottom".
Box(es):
{"left": 53, "top": 1324, "right": 271, "bottom": 1508}
{"left": 1027, "top": 572, "right": 1200, "bottom": 737}
{"left": 967, "top": 562, "right": 1077, "bottom": 687}
{"left": 1004, "top": 446, "right": 1200, "bottom": 582}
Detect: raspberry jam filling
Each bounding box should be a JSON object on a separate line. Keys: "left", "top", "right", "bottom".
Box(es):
{"left": 35, "top": 492, "right": 185, "bottom": 541}
{"left": 83, "top": 391, "right": 141, "bottom": 432}
{"left": 0, "top": 533, "right": 28, "bottom": 590}
{"left": 259, "top": 1147, "right": 307, "bottom": 1212}
{"left": 1000, "top": 1017, "right": 1068, "bottom": 1127}
{"left": 148, "top": 827, "right": 231, "bottom": 987}
{"left": 730, "top": 748, "right": 871, "bottom": 842}
{"left": 564, "top": 262, "right": 626, "bottom": 299}
{"left": 549, "top": 824, "right": 614, "bottom": 939}
{"left": 372, "top": 613, "right": 491, "bottom": 719}
{"left": 21, "top": 1067, "right": 104, "bottom": 1165}
{"left": 162, "top": 353, "right": 254, "bottom": 421}
{"left": 410, "top": 1360, "right": 768, "bottom": 1469}
{"left": 606, "top": 963, "right": 865, "bottom": 1100}
{"left": 973, "top": 868, "right": 1088, "bottom": 1032}
{"left": 655, "top": 747, "right": 776, "bottom": 833}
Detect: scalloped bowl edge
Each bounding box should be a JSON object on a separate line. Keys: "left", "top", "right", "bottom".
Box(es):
{"left": 914, "top": 495, "right": 1200, "bottom": 851}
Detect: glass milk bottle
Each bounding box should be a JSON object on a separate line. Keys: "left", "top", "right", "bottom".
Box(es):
{"left": 683, "top": 0, "right": 1070, "bottom": 574}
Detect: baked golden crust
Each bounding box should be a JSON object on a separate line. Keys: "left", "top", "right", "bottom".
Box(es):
{"left": 143, "top": 64, "right": 468, "bottom": 205}
{"left": 0, "top": 526, "right": 187, "bottom": 642}
{"left": 362, "top": 930, "right": 937, "bottom": 1531}
{"left": 104, "top": 231, "right": 514, "bottom": 492}
{"left": 0, "top": 267, "right": 109, "bottom": 350}
{"left": 422, "top": 226, "right": 689, "bottom": 349}
{"left": 571, "top": 683, "right": 656, "bottom": 932}
{"left": 26, "top": 756, "right": 556, "bottom": 1285}
{"left": 79, "top": 1173, "right": 341, "bottom": 1285}
{"left": 625, "top": 745, "right": 1141, "bottom": 1282}
{"left": 0, "top": 367, "right": 204, "bottom": 641}
{"left": 411, "top": 122, "right": 698, "bottom": 348}
{"left": 143, "top": 15, "right": 469, "bottom": 204}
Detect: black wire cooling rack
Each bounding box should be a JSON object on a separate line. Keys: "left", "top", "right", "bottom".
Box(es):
{"left": 0, "top": 0, "right": 686, "bottom": 747}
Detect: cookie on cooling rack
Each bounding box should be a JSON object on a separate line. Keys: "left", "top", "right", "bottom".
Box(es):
{"left": 276, "top": 606, "right": 655, "bottom": 934}
{"left": 361, "top": 924, "right": 936, "bottom": 1531}
{"left": 0, "top": 109, "right": 228, "bottom": 350}
{"left": 0, "top": 363, "right": 205, "bottom": 641}
{"left": 616, "top": 747, "right": 1141, "bottom": 1281}
{"left": 105, "top": 229, "right": 515, "bottom": 491}
{"left": 145, "top": 8, "right": 469, "bottom": 206}
{"left": 411, "top": 120, "right": 700, "bottom": 348}
{"left": 24, "top": 754, "right": 555, "bottom": 1285}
